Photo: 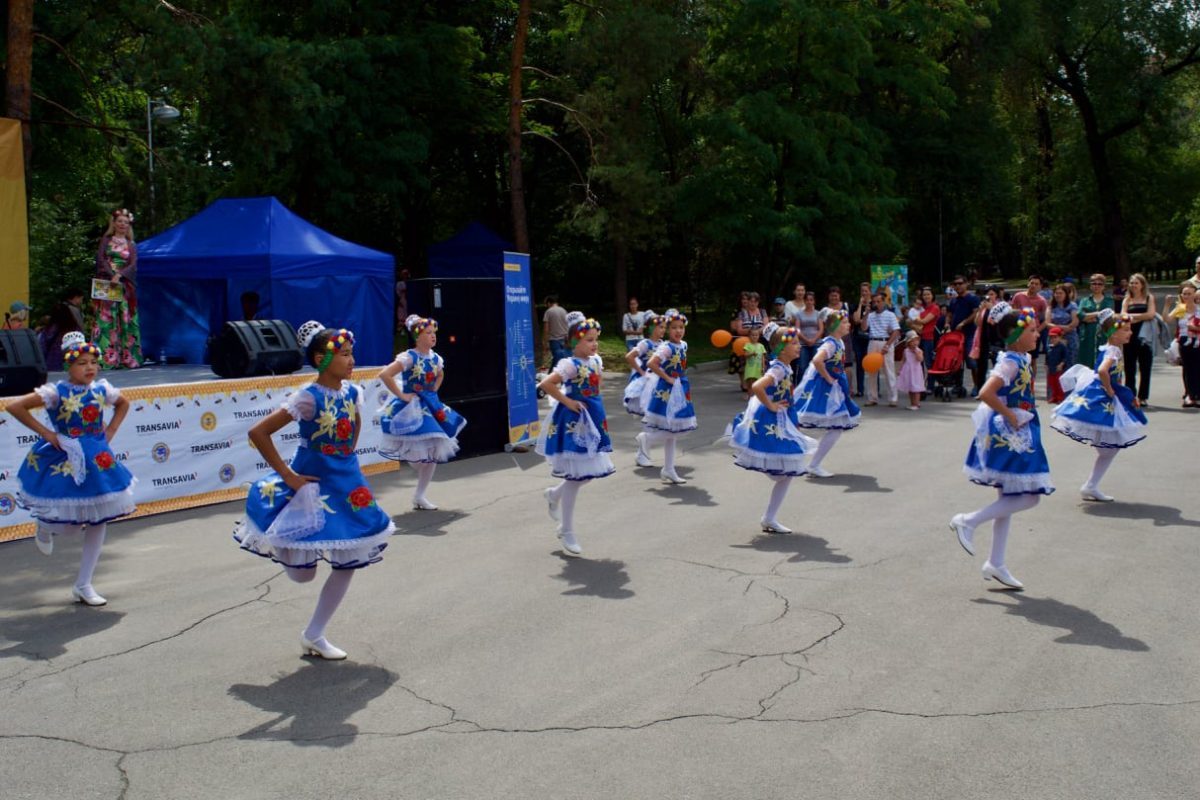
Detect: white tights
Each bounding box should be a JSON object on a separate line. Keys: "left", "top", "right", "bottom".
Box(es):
{"left": 413, "top": 462, "right": 437, "bottom": 502}
{"left": 285, "top": 567, "right": 355, "bottom": 642}
{"left": 548, "top": 480, "right": 584, "bottom": 533}
{"left": 42, "top": 522, "right": 107, "bottom": 589}
{"left": 764, "top": 476, "right": 792, "bottom": 523}
{"left": 961, "top": 491, "right": 1040, "bottom": 568}
{"left": 662, "top": 436, "right": 679, "bottom": 474}
{"left": 1085, "top": 449, "right": 1119, "bottom": 491}
{"left": 809, "top": 430, "right": 842, "bottom": 471}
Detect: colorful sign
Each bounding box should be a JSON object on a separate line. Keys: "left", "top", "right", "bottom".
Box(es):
{"left": 870, "top": 264, "right": 909, "bottom": 309}
{"left": 0, "top": 119, "right": 29, "bottom": 314}
{"left": 502, "top": 252, "right": 540, "bottom": 447}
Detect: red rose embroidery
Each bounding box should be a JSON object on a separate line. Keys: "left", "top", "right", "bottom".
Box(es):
{"left": 81, "top": 406, "right": 100, "bottom": 423}
{"left": 69, "top": 427, "right": 82, "bottom": 437}
{"left": 321, "top": 444, "right": 337, "bottom": 455}
{"left": 425, "top": 371, "right": 436, "bottom": 383}
{"left": 681, "top": 359, "right": 688, "bottom": 369}
{"left": 94, "top": 451, "right": 114, "bottom": 470}
{"left": 348, "top": 486, "right": 374, "bottom": 510}
{"left": 434, "top": 409, "right": 447, "bottom": 423}
{"left": 588, "top": 372, "right": 600, "bottom": 386}
{"left": 335, "top": 418, "right": 353, "bottom": 440}
{"left": 602, "top": 419, "right": 608, "bottom": 431}
{"left": 685, "top": 392, "right": 692, "bottom": 402}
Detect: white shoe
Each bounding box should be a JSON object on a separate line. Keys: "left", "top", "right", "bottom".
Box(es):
{"left": 807, "top": 466, "right": 833, "bottom": 478}
{"left": 1080, "top": 485, "right": 1114, "bottom": 502}
{"left": 301, "top": 634, "right": 348, "bottom": 660}
{"left": 982, "top": 561, "right": 1024, "bottom": 590}
{"left": 949, "top": 514, "right": 975, "bottom": 556}
{"left": 635, "top": 433, "right": 653, "bottom": 467}
{"left": 660, "top": 469, "right": 687, "bottom": 485}
{"left": 34, "top": 528, "right": 53, "bottom": 556}
{"left": 412, "top": 497, "right": 439, "bottom": 511}
{"left": 760, "top": 518, "right": 792, "bottom": 534}
{"left": 908, "top": 405, "right": 919, "bottom": 411}
{"left": 557, "top": 530, "right": 583, "bottom": 556}
{"left": 71, "top": 584, "right": 107, "bottom": 606}
{"left": 543, "top": 487, "right": 561, "bottom": 522}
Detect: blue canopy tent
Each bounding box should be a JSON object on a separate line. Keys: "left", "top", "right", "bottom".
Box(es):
{"left": 427, "top": 222, "right": 512, "bottom": 279}
{"left": 137, "top": 197, "right": 394, "bottom": 366}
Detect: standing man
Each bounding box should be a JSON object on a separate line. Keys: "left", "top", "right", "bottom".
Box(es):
{"left": 621, "top": 296, "right": 645, "bottom": 351}
{"left": 947, "top": 274, "right": 982, "bottom": 390}
{"left": 864, "top": 292, "right": 900, "bottom": 406}
{"left": 1011, "top": 275, "right": 1048, "bottom": 379}
{"left": 851, "top": 282, "right": 873, "bottom": 397}
{"left": 542, "top": 294, "right": 569, "bottom": 367}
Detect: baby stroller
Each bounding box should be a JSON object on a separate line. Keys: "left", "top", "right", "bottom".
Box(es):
{"left": 927, "top": 331, "right": 967, "bottom": 401}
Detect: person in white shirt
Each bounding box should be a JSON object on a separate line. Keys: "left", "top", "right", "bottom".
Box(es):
{"left": 621, "top": 296, "right": 646, "bottom": 350}
{"left": 863, "top": 292, "right": 900, "bottom": 406}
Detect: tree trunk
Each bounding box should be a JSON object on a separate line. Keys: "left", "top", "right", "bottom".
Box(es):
{"left": 6, "top": 0, "right": 34, "bottom": 176}
{"left": 1033, "top": 85, "right": 1054, "bottom": 273}
{"left": 507, "top": 0, "right": 531, "bottom": 254}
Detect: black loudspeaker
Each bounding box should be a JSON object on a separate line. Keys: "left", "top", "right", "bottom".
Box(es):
{"left": 210, "top": 320, "right": 303, "bottom": 379}
{"left": 0, "top": 329, "right": 48, "bottom": 397}
{"left": 446, "top": 393, "right": 510, "bottom": 458}
{"left": 406, "top": 278, "right": 506, "bottom": 402}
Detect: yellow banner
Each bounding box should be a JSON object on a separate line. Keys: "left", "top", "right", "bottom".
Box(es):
{"left": 0, "top": 119, "right": 29, "bottom": 315}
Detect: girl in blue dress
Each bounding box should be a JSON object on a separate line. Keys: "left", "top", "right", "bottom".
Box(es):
{"left": 729, "top": 325, "right": 816, "bottom": 533}
{"left": 624, "top": 311, "right": 665, "bottom": 466}
{"left": 793, "top": 308, "right": 861, "bottom": 478}
{"left": 536, "top": 313, "right": 614, "bottom": 557}
{"left": 1050, "top": 310, "right": 1147, "bottom": 502}
{"left": 641, "top": 309, "right": 697, "bottom": 485}
{"left": 949, "top": 303, "right": 1053, "bottom": 590}
{"left": 234, "top": 322, "right": 394, "bottom": 660}
{"left": 378, "top": 314, "right": 467, "bottom": 511}
{"left": 9, "top": 332, "right": 136, "bottom": 606}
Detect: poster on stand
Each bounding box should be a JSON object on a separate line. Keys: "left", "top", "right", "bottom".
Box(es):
{"left": 870, "top": 264, "right": 909, "bottom": 310}
{"left": 502, "top": 251, "right": 539, "bottom": 448}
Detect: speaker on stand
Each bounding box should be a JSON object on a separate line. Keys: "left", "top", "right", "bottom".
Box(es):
{"left": 0, "top": 329, "right": 48, "bottom": 397}
{"left": 209, "top": 320, "right": 304, "bottom": 378}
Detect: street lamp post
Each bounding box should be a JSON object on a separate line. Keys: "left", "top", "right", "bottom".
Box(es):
{"left": 147, "top": 98, "right": 180, "bottom": 232}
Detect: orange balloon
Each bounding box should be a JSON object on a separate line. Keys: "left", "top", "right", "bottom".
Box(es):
{"left": 732, "top": 336, "right": 750, "bottom": 357}
{"left": 862, "top": 352, "right": 884, "bottom": 373}
{"left": 710, "top": 329, "right": 733, "bottom": 348}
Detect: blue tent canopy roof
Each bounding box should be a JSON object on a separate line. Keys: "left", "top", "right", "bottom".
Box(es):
{"left": 428, "top": 222, "right": 512, "bottom": 279}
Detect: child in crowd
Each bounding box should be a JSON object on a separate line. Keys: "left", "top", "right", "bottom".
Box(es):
{"left": 640, "top": 309, "right": 697, "bottom": 485}
{"left": 1050, "top": 310, "right": 1147, "bottom": 502}
{"left": 9, "top": 332, "right": 136, "bottom": 606}
{"left": 896, "top": 330, "right": 925, "bottom": 410}
{"left": 740, "top": 326, "right": 767, "bottom": 396}
{"left": 234, "top": 323, "right": 394, "bottom": 660}
{"left": 378, "top": 314, "right": 467, "bottom": 511}
{"left": 950, "top": 303, "right": 1053, "bottom": 590}
{"left": 729, "top": 324, "right": 814, "bottom": 534}
{"left": 624, "top": 311, "right": 665, "bottom": 467}
{"left": 536, "top": 313, "right": 614, "bottom": 557}
{"left": 1045, "top": 326, "right": 1067, "bottom": 403}
{"left": 793, "top": 308, "right": 860, "bottom": 477}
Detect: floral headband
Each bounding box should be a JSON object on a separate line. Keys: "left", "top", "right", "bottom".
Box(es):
{"left": 1003, "top": 307, "right": 1039, "bottom": 345}
{"left": 61, "top": 331, "right": 99, "bottom": 363}
{"left": 821, "top": 308, "right": 847, "bottom": 332}
{"left": 112, "top": 208, "right": 134, "bottom": 223}
{"left": 406, "top": 314, "right": 437, "bottom": 336}
{"left": 317, "top": 329, "right": 354, "bottom": 371}
{"left": 773, "top": 326, "right": 800, "bottom": 356}
{"left": 1098, "top": 309, "right": 1131, "bottom": 335}
{"left": 663, "top": 308, "right": 688, "bottom": 326}
{"left": 570, "top": 318, "right": 602, "bottom": 339}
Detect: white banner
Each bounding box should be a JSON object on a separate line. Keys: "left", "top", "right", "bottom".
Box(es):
{"left": 0, "top": 369, "right": 398, "bottom": 542}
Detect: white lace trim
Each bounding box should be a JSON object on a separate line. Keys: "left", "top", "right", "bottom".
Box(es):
{"left": 962, "top": 465, "right": 1055, "bottom": 494}
{"left": 35, "top": 383, "right": 59, "bottom": 408}
{"left": 378, "top": 433, "right": 461, "bottom": 463}
{"left": 17, "top": 484, "right": 137, "bottom": 523}
{"left": 732, "top": 450, "right": 809, "bottom": 476}
{"left": 234, "top": 516, "right": 394, "bottom": 567}
{"left": 546, "top": 451, "right": 615, "bottom": 480}
{"left": 642, "top": 411, "right": 697, "bottom": 433}
{"left": 1049, "top": 417, "right": 1146, "bottom": 449}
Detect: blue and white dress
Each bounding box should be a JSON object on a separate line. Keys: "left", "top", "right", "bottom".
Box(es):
{"left": 963, "top": 352, "right": 1055, "bottom": 495}
{"left": 235, "top": 382, "right": 394, "bottom": 569}
{"left": 641, "top": 341, "right": 698, "bottom": 434}
{"left": 535, "top": 355, "right": 615, "bottom": 481}
{"left": 793, "top": 337, "right": 861, "bottom": 429}
{"left": 16, "top": 380, "right": 136, "bottom": 526}
{"left": 378, "top": 349, "right": 466, "bottom": 463}
{"left": 622, "top": 337, "right": 662, "bottom": 416}
{"left": 1050, "top": 344, "right": 1148, "bottom": 448}
{"left": 729, "top": 361, "right": 816, "bottom": 475}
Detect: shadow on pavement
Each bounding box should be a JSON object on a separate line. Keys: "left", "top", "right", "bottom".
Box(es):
{"left": 972, "top": 594, "right": 1149, "bottom": 651}
{"left": 808, "top": 473, "right": 893, "bottom": 493}
{"left": 391, "top": 510, "right": 466, "bottom": 537}
{"left": 229, "top": 661, "right": 397, "bottom": 747}
{"left": 731, "top": 533, "right": 852, "bottom": 564}
{"left": 645, "top": 484, "right": 718, "bottom": 507}
{"left": 1081, "top": 501, "right": 1200, "bottom": 528}
{"left": 0, "top": 606, "right": 125, "bottom": 661}
{"left": 553, "top": 556, "right": 634, "bottom": 599}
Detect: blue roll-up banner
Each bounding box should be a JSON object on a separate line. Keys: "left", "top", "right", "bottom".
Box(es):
{"left": 502, "top": 252, "right": 540, "bottom": 447}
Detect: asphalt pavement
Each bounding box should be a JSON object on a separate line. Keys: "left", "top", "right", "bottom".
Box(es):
{"left": 2, "top": 359, "right": 1197, "bottom": 799}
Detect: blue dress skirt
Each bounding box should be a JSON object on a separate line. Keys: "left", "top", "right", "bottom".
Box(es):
{"left": 963, "top": 352, "right": 1055, "bottom": 496}
{"left": 535, "top": 356, "right": 615, "bottom": 481}
{"left": 729, "top": 362, "right": 816, "bottom": 475}
{"left": 622, "top": 338, "right": 660, "bottom": 416}
{"left": 1050, "top": 345, "right": 1147, "bottom": 448}
{"left": 793, "top": 338, "right": 861, "bottom": 430}
{"left": 641, "top": 340, "right": 698, "bottom": 434}
{"left": 16, "top": 380, "right": 136, "bottom": 527}
{"left": 378, "top": 349, "right": 466, "bottom": 463}
{"left": 234, "top": 382, "right": 393, "bottom": 569}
